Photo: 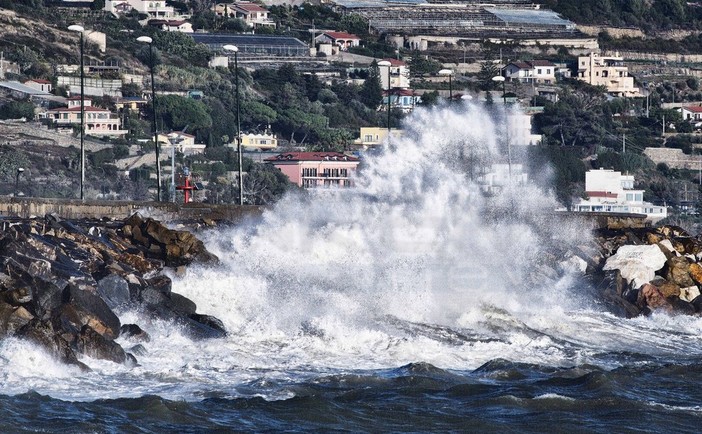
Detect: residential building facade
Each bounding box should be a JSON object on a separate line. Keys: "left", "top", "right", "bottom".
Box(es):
{"left": 576, "top": 53, "right": 640, "bottom": 97}
{"left": 504, "top": 60, "right": 556, "bottom": 83}
{"left": 382, "top": 89, "right": 421, "bottom": 113}
{"left": 315, "top": 31, "right": 361, "bottom": 51}
{"left": 352, "top": 127, "right": 403, "bottom": 150}
{"left": 24, "top": 79, "right": 53, "bottom": 93}
{"left": 239, "top": 132, "right": 278, "bottom": 150}
{"left": 378, "top": 58, "right": 410, "bottom": 90}
{"left": 265, "top": 152, "right": 360, "bottom": 188}
{"left": 105, "top": 0, "right": 175, "bottom": 18}
{"left": 158, "top": 132, "right": 206, "bottom": 156}
{"left": 680, "top": 106, "right": 702, "bottom": 123}
{"left": 46, "top": 97, "right": 126, "bottom": 136}
{"left": 571, "top": 169, "right": 667, "bottom": 221}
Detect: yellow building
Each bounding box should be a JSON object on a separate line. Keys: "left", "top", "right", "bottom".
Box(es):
{"left": 238, "top": 132, "right": 278, "bottom": 150}
{"left": 352, "top": 127, "right": 403, "bottom": 150}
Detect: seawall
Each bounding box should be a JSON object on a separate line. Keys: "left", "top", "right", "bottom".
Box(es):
{"left": 0, "top": 197, "right": 265, "bottom": 223}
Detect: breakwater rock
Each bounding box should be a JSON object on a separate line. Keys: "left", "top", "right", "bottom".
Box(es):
{"left": 592, "top": 225, "right": 702, "bottom": 317}
{"left": 0, "top": 213, "right": 224, "bottom": 370}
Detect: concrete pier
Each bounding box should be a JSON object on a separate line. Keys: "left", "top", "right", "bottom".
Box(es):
{"left": 0, "top": 197, "right": 265, "bottom": 223}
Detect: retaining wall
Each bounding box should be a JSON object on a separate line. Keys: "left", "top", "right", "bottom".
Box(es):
{"left": 0, "top": 198, "right": 265, "bottom": 223}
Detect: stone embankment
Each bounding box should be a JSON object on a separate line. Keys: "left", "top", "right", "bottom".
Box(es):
{"left": 0, "top": 213, "right": 223, "bottom": 370}
{"left": 591, "top": 225, "right": 702, "bottom": 317}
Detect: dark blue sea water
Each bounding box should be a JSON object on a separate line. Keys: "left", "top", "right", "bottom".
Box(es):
{"left": 3, "top": 359, "right": 702, "bottom": 433}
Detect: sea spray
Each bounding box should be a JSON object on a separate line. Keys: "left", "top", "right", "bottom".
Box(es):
{"left": 175, "top": 102, "right": 595, "bottom": 366}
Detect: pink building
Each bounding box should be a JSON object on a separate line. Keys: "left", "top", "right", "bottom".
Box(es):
{"left": 265, "top": 152, "right": 360, "bottom": 188}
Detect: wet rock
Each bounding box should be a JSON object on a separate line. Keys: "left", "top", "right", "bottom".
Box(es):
{"left": 688, "top": 263, "right": 702, "bottom": 286}
{"left": 120, "top": 324, "right": 151, "bottom": 343}
{"left": 603, "top": 244, "right": 667, "bottom": 288}
{"left": 74, "top": 325, "right": 127, "bottom": 364}
{"left": 16, "top": 319, "right": 89, "bottom": 370}
{"left": 657, "top": 281, "right": 680, "bottom": 298}
{"left": 637, "top": 283, "right": 673, "bottom": 313}
{"left": 671, "top": 298, "right": 696, "bottom": 315}
{"left": 129, "top": 344, "right": 148, "bottom": 356}
{"left": 65, "top": 286, "right": 121, "bottom": 340}
{"left": 96, "top": 274, "right": 131, "bottom": 310}
{"left": 0, "top": 213, "right": 225, "bottom": 368}
{"left": 666, "top": 256, "right": 695, "bottom": 288}
{"left": 0, "top": 302, "right": 33, "bottom": 336}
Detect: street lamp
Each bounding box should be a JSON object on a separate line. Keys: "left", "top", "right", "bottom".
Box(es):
{"left": 492, "top": 75, "right": 506, "bottom": 104}
{"left": 491, "top": 75, "right": 511, "bottom": 180}
{"left": 223, "top": 44, "right": 243, "bottom": 206}
{"left": 15, "top": 167, "right": 24, "bottom": 196}
{"left": 137, "top": 35, "right": 162, "bottom": 202}
{"left": 439, "top": 69, "right": 453, "bottom": 102}
{"left": 68, "top": 24, "right": 85, "bottom": 200}
{"left": 378, "top": 60, "right": 392, "bottom": 134}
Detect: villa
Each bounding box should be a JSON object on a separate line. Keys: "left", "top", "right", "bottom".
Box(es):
{"left": 571, "top": 169, "right": 667, "bottom": 222}
{"left": 265, "top": 152, "right": 360, "bottom": 188}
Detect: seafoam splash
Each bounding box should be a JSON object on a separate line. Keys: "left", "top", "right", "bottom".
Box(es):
{"left": 173, "top": 103, "right": 620, "bottom": 371}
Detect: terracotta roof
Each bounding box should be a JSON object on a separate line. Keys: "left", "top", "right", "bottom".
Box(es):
{"left": 49, "top": 106, "right": 109, "bottom": 112}
{"left": 507, "top": 61, "right": 531, "bottom": 70}
{"left": 26, "top": 79, "right": 51, "bottom": 84}
{"left": 381, "top": 58, "right": 406, "bottom": 66}
{"left": 234, "top": 2, "right": 268, "bottom": 13}
{"left": 683, "top": 106, "right": 702, "bottom": 113}
{"left": 384, "top": 89, "right": 416, "bottom": 96}
{"left": 322, "top": 31, "right": 360, "bottom": 40}
{"left": 528, "top": 59, "right": 556, "bottom": 67}
{"left": 265, "top": 152, "right": 359, "bottom": 162}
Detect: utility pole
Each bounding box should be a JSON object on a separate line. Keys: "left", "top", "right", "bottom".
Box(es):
{"left": 663, "top": 114, "right": 666, "bottom": 136}
{"left": 623, "top": 133, "right": 626, "bottom": 153}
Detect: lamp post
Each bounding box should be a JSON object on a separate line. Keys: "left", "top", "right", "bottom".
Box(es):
{"left": 137, "top": 35, "right": 161, "bottom": 202}
{"left": 223, "top": 44, "right": 243, "bottom": 206}
{"left": 68, "top": 24, "right": 85, "bottom": 200}
{"left": 378, "top": 60, "right": 392, "bottom": 134}
{"left": 491, "top": 75, "right": 510, "bottom": 180}
{"left": 439, "top": 69, "right": 453, "bottom": 103}
{"left": 492, "top": 75, "right": 506, "bottom": 104}
{"left": 15, "top": 167, "right": 24, "bottom": 196}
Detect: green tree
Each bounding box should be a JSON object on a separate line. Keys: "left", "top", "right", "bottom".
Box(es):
{"left": 360, "top": 61, "right": 383, "bottom": 109}
{"left": 0, "top": 101, "right": 35, "bottom": 120}
{"left": 156, "top": 95, "right": 213, "bottom": 134}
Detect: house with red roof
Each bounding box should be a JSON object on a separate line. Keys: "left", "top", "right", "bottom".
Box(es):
{"left": 213, "top": 2, "right": 275, "bottom": 28}
{"left": 24, "top": 79, "right": 52, "bottom": 93}
{"left": 147, "top": 19, "right": 193, "bottom": 33}
{"left": 570, "top": 169, "right": 667, "bottom": 222}
{"left": 680, "top": 105, "right": 702, "bottom": 123}
{"left": 265, "top": 152, "right": 360, "bottom": 188}
{"left": 46, "top": 97, "right": 126, "bottom": 137}
{"left": 315, "top": 31, "right": 361, "bottom": 52}
{"left": 504, "top": 60, "right": 556, "bottom": 84}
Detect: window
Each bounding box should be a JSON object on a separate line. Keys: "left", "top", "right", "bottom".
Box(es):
{"left": 626, "top": 193, "right": 634, "bottom": 201}
{"left": 364, "top": 134, "right": 373, "bottom": 142}
{"left": 302, "top": 168, "right": 317, "bottom": 177}
{"left": 537, "top": 69, "right": 542, "bottom": 74}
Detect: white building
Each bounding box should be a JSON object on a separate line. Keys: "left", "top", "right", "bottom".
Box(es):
{"left": 105, "top": 0, "right": 175, "bottom": 18}
{"left": 576, "top": 53, "right": 640, "bottom": 97}
{"left": 378, "top": 58, "right": 410, "bottom": 90}
{"left": 572, "top": 169, "right": 667, "bottom": 222}
{"left": 507, "top": 113, "right": 542, "bottom": 146}
{"left": 503, "top": 60, "right": 556, "bottom": 84}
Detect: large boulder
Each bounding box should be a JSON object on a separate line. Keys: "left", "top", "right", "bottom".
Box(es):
{"left": 603, "top": 244, "right": 667, "bottom": 288}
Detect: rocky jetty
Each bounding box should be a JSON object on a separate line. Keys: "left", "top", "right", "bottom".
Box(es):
{"left": 0, "top": 213, "right": 224, "bottom": 370}
{"left": 589, "top": 225, "right": 702, "bottom": 317}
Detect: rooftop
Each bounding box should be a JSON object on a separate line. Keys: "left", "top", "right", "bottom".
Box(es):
{"left": 266, "top": 152, "right": 359, "bottom": 162}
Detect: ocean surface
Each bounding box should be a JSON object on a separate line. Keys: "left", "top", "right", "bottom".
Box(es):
{"left": 3, "top": 104, "right": 702, "bottom": 433}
